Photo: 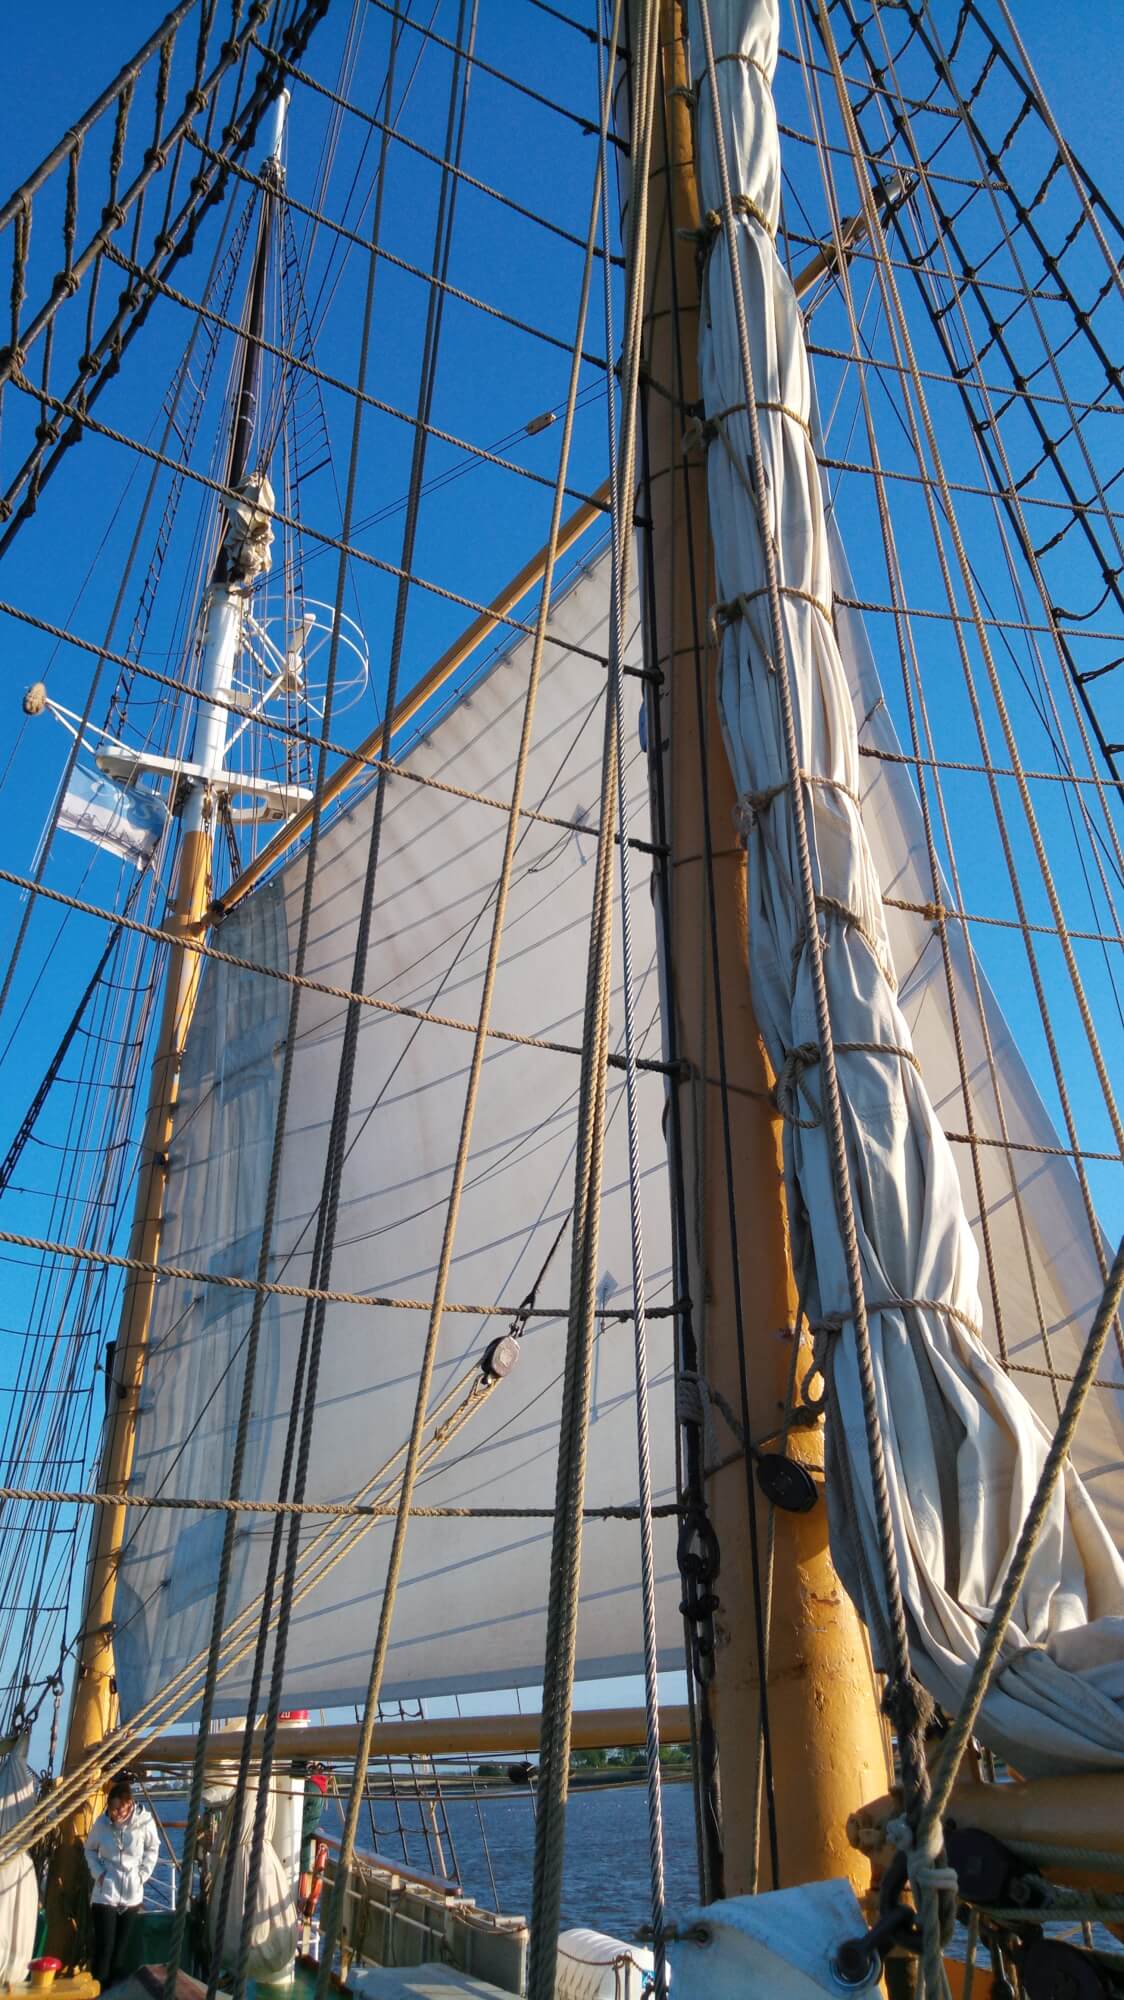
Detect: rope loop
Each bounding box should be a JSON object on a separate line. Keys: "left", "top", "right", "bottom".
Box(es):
{"left": 772, "top": 1041, "right": 822, "bottom": 1127}
{"left": 733, "top": 780, "right": 787, "bottom": 842}
{"left": 681, "top": 411, "right": 715, "bottom": 455}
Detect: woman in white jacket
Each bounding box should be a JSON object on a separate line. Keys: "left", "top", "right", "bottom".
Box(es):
{"left": 83, "top": 1781, "right": 159, "bottom": 1989}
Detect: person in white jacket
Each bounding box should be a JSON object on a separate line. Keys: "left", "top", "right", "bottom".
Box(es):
{"left": 83, "top": 1780, "right": 159, "bottom": 1989}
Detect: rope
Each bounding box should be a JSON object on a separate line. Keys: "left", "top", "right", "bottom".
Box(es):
{"left": 527, "top": 10, "right": 659, "bottom": 1994}
{"left": 234, "top": 28, "right": 486, "bottom": 1981}
{"left": 0, "top": 1225, "right": 675, "bottom": 1319}
{"left": 812, "top": 0, "right": 1124, "bottom": 1367}
{"left": 592, "top": 2, "right": 667, "bottom": 1978}
{"left": 0, "top": 0, "right": 275, "bottom": 395}
{"left": 164, "top": 35, "right": 394, "bottom": 1986}
{"left": 315, "top": 10, "right": 617, "bottom": 1993}
{"left": 1, "top": 374, "right": 640, "bottom": 670}
{"left": 0, "top": 1489, "right": 681, "bottom": 1520}
{"left": 0, "top": 863, "right": 674, "bottom": 1074}
{"left": 100, "top": 240, "right": 608, "bottom": 512}
{"left": 0, "top": 1, "right": 200, "bottom": 233}
{"left": 0, "top": 594, "right": 659, "bottom": 849}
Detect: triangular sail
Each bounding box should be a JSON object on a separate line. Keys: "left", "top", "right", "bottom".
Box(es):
{"left": 115, "top": 560, "right": 682, "bottom": 1716}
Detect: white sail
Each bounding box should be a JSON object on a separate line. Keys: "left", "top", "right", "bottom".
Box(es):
{"left": 693, "top": 0, "right": 1124, "bottom": 1775}
{"left": 115, "top": 560, "right": 682, "bottom": 1717}
{"left": 0, "top": 1737, "right": 37, "bottom": 1986}
{"left": 208, "top": 1777, "right": 297, "bottom": 1982}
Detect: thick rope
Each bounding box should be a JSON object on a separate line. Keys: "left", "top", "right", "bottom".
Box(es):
{"left": 163, "top": 36, "right": 396, "bottom": 1984}
{"left": 0, "top": 866, "right": 673, "bottom": 1074}
{"left": 526, "top": 9, "right": 660, "bottom": 1994}
{"left": 226, "top": 23, "right": 481, "bottom": 1987}
{"left": 0, "top": 1489, "right": 679, "bottom": 1520}
{"left": 592, "top": 5, "right": 666, "bottom": 1984}
{"left": 313, "top": 14, "right": 621, "bottom": 1996}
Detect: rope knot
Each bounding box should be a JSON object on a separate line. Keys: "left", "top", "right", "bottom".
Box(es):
{"left": 144, "top": 144, "right": 169, "bottom": 173}
{"left": 100, "top": 202, "right": 128, "bottom": 233}
{"left": 51, "top": 268, "right": 82, "bottom": 301}
{"left": 772, "top": 1042, "right": 822, "bottom": 1127}
{"left": 681, "top": 412, "right": 716, "bottom": 455}
{"left": 881, "top": 1674, "right": 935, "bottom": 1743}
{"left": 733, "top": 781, "right": 786, "bottom": 842}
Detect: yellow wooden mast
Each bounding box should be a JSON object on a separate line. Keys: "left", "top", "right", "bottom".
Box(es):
{"left": 638, "top": 0, "right": 890, "bottom": 1896}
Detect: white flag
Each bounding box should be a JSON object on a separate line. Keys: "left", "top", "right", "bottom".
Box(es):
{"left": 58, "top": 764, "right": 168, "bottom": 868}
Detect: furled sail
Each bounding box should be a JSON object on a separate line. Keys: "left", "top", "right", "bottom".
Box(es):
{"left": 693, "top": 0, "right": 1124, "bottom": 1776}
{"left": 208, "top": 1777, "right": 297, "bottom": 1982}
{"left": 114, "top": 560, "right": 682, "bottom": 1718}
{"left": 0, "top": 1737, "right": 37, "bottom": 1985}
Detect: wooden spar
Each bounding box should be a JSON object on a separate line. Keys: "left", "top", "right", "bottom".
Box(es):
{"left": 139, "top": 1705, "right": 693, "bottom": 1767}
{"left": 638, "top": 0, "right": 889, "bottom": 1895}
{"left": 45, "top": 824, "right": 213, "bottom": 1957}
{"left": 215, "top": 484, "right": 612, "bottom": 917}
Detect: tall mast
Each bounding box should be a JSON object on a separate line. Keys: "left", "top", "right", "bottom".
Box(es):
{"left": 46, "top": 98, "right": 289, "bottom": 1962}
{"left": 638, "top": 1, "right": 889, "bottom": 1895}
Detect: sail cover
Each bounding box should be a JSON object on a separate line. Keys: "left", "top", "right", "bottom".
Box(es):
{"left": 115, "top": 560, "right": 683, "bottom": 1717}
{"left": 693, "top": 0, "right": 1124, "bottom": 1776}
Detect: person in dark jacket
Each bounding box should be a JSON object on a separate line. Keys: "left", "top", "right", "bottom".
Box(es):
{"left": 83, "top": 1780, "right": 159, "bottom": 1988}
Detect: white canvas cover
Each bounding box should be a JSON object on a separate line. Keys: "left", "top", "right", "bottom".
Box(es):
{"left": 208, "top": 1778, "right": 297, "bottom": 1982}
{"left": 115, "top": 562, "right": 681, "bottom": 1717}
{"left": 692, "top": 0, "right": 1124, "bottom": 1774}
{"left": 0, "top": 1735, "right": 38, "bottom": 1984}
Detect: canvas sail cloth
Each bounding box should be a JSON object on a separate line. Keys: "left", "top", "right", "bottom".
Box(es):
{"left": 208, "top": 1778, "right": 297, "bottom": 1981}
{"left": 114, "top": 561, "right": 681, "bottom": 1717}
{"left": 692, "top": 0, "right": 1124, "bottom": 1777}
{"left": 0, "top": 1735, "right": 37, "bottom": 1984}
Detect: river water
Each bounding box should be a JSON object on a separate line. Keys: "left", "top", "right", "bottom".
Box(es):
{"left": 325, "top": 1781, "right": 701, "bottom": 1942}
